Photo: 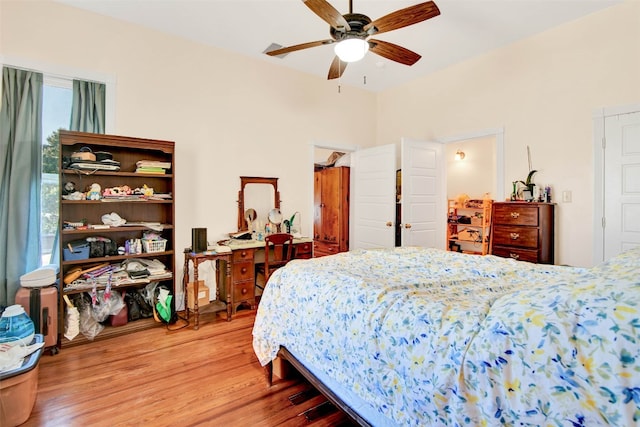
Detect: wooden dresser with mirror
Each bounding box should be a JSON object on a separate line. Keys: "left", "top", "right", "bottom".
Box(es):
{"left": 227, "top": 177, "right": 312, "bottom": 313}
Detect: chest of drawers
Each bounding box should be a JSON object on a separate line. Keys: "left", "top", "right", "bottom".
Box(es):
{"left": 294, "top": 241, "right": 313, "bottom": 259}
{"left": 490, "top": 202, "right": 555, "bottom": 264}
{"left": 231, "top": 248, "right": 256, "bottom": 313}
{"left": 227, "top": 238, "right": 314, "bottom": 313}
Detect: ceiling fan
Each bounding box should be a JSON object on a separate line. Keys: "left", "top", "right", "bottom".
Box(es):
{"left": 265, "top": 0, "right": 440, "bottom": 80}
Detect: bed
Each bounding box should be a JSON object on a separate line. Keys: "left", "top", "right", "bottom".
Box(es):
{"left": 252, "top": 246, "right": 640, "bottom": 426}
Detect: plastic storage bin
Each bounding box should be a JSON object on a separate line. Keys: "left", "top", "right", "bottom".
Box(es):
{"left": 63, "top": 240, "right": 90, "bottom": 261}
{"left": 0, "top": 334, "right": 44, "bottom": 427}
{"left": 142, "top": 238, "right": 167, "bottom": 253}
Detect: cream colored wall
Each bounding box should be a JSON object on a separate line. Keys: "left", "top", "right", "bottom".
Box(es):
{"left": 378, "top": 1, "right": 640, "bottom": 267}
{"left": 446, "top": 137, "right": 496, "bottom": 201}
{"left": 0, "top": 0, "right": 377, "bottom": 285}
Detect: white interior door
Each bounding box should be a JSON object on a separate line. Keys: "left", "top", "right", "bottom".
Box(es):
{"left": 603, "top": 111, "right": 640, "bottom": 260}
{"left": 351, "top": 144, "right": 396, "bottom": 249}
{"left": 401, "top": 138, "right": 445, "bottom": 248}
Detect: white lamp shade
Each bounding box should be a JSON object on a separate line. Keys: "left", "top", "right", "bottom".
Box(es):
{"left": 334, "top": 38, "right": 369, "bottom": 63}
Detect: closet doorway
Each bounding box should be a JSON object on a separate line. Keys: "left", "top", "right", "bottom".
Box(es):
{"left": 440, "top": 128, "right": 505, "bottom": 203}
{"left": 308, "top": 142, "right": 358, "bottom": 252}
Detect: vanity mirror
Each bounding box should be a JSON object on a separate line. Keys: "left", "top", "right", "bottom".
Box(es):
{"left": 237, "top": 177, "right": 280, "bottom": 231}
{"left": 268, "top": 208, "right": 283, "bottom": 232}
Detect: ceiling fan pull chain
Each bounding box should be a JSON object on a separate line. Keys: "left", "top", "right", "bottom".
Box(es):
{"left": 338, "top": 59, "right": 342, "bottom": 93}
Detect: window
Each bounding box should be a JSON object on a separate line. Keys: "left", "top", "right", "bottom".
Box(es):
{"left": 2, "top": 58, "right": 114, "bottom": 266}
{"left": 41, "top": 76, "right": 72, "bottom": 264}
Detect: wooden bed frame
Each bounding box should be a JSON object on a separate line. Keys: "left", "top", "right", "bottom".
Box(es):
{"left": 264, "top": 346, "right": 371, "bottom": 426}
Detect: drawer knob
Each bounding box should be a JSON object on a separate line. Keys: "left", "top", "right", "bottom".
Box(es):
{"left": 404, "top": 223, "right": 412, "bottom": 229}
{"left": 241, "top": 267, "right": 247, "bottom": 274}
{"left": 509, "top": 253, "right": 520, "bottom": 260}
{"left": 510, "top": 232, "right": 520, "bottom": 240}
{"left": 241, "top": 288, "right": 247, "bottom": 295}
{"left": 510, "top": 212, "right": 520, "bottom": 219}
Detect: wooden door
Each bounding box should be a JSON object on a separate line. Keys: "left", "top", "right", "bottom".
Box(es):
{"left": 319, "top": 167, "right": 342, "bottom": 243}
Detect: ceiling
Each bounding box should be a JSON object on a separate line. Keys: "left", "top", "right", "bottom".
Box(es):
{"left": 55, "top": 0, "right": 621, "bottom": 92}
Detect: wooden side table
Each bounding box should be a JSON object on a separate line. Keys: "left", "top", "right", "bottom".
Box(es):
{"left": 183, "top": 250, "right": 232, "bottom": 329}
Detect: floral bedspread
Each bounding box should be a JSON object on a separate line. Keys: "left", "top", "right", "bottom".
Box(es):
{"left": 252, "top": 246, "right": 640, "bottom": 425}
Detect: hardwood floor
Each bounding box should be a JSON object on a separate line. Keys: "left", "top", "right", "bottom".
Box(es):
{"left": 24, "top": 309, "right": 356, "bottom": 427}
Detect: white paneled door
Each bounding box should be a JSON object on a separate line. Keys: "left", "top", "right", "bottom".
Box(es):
{"left": 604, "top": 111, "right": 640, "bottom": 260}
{"left": 351, "top": 144, "right": 397, "bottom": 249}
{"left": 400, "top": 138, "right": 444, "bottom": 249}
{"left": 351, "top": 139, "right": 444, "bottom": 250}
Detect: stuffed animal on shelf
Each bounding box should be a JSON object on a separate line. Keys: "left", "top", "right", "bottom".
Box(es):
{"left": 86, "top": 183, "right": 102, "bottom": 200}
{"left": 62, "top": 181, "right": 76, "bottom": 195}
{"left": 134, "top": 184, "right": 154, "bottom": 196}
{"left": 102, "top": 185, "right": 132, "bottom": 197}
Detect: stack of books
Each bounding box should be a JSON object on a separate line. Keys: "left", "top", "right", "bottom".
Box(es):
{"left": 135, "top": 160, "right": 171, "bottom": 174}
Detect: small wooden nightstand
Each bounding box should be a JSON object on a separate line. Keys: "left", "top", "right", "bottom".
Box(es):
{"left": 183, "top": 251, "right": 232, "bottom": 329}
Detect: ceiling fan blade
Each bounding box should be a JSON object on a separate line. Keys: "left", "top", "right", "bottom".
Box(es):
{"left": 369, "top": 39, "right": 421, "bottom": 66}
{"left": 303, "top": 0, "right": 351, "bottom": 31}
{"left": 265, "top": 39, "right": 334, "bottom": 56}
{"left": 328, "top": 56, "right": 348, "bottom": 79}
{"left": 364, "top": 1, "right": 440, "bottom": 35}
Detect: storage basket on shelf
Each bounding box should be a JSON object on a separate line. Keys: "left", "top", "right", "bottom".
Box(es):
{"left": 63, "top": 240, "right": 90, "bottom": 261}
{"left": 142, "top": 239, "right": 167, "bottom": 253}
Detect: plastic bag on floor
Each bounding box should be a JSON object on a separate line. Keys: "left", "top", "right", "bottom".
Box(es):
{"left": 91, "top": 290, "right": 125, "bottom": 322}
{"left": 75, "top": 294, "right": 103, "bottom": 340}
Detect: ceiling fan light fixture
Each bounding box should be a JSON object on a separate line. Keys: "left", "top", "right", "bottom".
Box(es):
{"left": 334, "top": 38, "right": 369, "bottom": 62}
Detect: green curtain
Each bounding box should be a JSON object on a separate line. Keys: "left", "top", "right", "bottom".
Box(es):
{"left": 0, "top": 67, "right": 43, "bottom": 306}
{"left": 49, "top": 79, "right": 106, "bottom": 266}
{"left": 70, "top": 80, "right": 105, "bottom": 134}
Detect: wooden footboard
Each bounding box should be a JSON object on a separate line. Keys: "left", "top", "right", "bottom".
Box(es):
{"left": 276, "top": 346, "right": 371, "bottom": 427}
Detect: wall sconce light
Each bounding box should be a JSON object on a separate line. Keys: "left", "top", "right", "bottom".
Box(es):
{"left": 455, "top": 149, "right": 466, "bottom": 161}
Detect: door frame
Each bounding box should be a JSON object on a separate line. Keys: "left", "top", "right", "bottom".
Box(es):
{"left": 592, "top": 102, "right": 640, "bottom": 264}
{"left": 309, "top": 140, "right": 359, "bottom": 241}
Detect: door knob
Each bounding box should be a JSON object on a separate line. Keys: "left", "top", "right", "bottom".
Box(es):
{"left": 404, "top": 223, "right": 412, "bottom": 229}
{"left": 386, "top": 222, "right": 393, "bottom": 227}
